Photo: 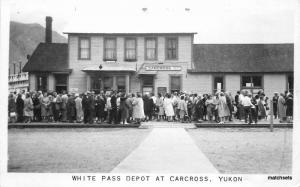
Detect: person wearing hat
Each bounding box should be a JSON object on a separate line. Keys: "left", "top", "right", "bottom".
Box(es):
{"left": 61, "top": 90, "right": 68, "bottom": 122}
{"left": 109, "top": 91, "right": 118, "bottom": 124}
{"left": 67, "top": 93, "right": 76, "bottom": 123}
{"left": 132, "top": 92, "right": 145, "bottom": 124}
{"left": 87, "top": 91, "right": 95, "bottom": 124}
{"left": 286, "top": 93, "right": 293, "bottom": 123}
{"left": 278, "top": 93, "right": 286, "bottom": 123}
{"left": 242, "top": 92, "right": 253, "bottom": 124}
{"left": 82, "top": 92, "right": 89, "bottom": 124}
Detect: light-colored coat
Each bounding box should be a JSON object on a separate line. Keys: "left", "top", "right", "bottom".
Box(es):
{"left": 164, "top": 98, "right": 174, "bottom": 117}
{"left": 277, "top": 96, "right": 286, "bottom": 118}
{"left": 23, "top": 97, "right": 33, "bottom": 117}
{"left": 75, "top": 97, "right": 83, "bottom": 120}
{"left": 217, "top": 96, "right": 230, "bottom": 117}
{"left": 156, "top": 97, "right": 164, "bottom": 115}
{"left": 132, "top": 97, "right": 145, "bottom": 119}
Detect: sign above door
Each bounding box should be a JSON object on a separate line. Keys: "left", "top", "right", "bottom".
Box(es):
{"left": 144, "top": 65, "right": 182, "bottom": 71}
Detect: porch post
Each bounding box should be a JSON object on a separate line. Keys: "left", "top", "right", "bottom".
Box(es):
{"left": 125, "top": 74, "right": 130, "bottom": 94}
{"left": 48, "top": 74, "right": 55, "bottom": 92}
{"left": 113, "top": 76, "right": 117, "bottom": 90}
{"left": 86, "top": 74, "right": 91, "bottom": 91}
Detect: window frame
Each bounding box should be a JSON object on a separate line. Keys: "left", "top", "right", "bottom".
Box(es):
{"left": 286, "top": 73, "right": 294, "bottom": 94}
{"left": 103, "top": 37, "right": 117, "bottom": 61}
{"left": 240, "top": 74, "right": 263, "bottom": 90}
{"left": 78, "top": 37, "right": 91, "bottom": 60}
{"left": 165, "top": 37, "right": 178, "bottom": 60}
{"left": 36, "top": 74, "right": 48, "bottom": 92}
{"left": 212, "top": 75, "right": 225, "bottom": 94}
{"left": 103, "top": 76, "right": 113, "bottom": 91}
{"left": 116, "top": 76, "right": 126, "bottom": 92}
{"left": 124, "top": 37, "right": 137, "bottom": 62}
{"left": 169, "top": 74, "right": 182, "bottom": 93}
{"left": 144, "top": 37, "right": 158, "bottom": 61}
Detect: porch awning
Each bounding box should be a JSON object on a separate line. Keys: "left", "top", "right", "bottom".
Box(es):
{"left": 82, "top": 64, "right": 136, "bottom": 72}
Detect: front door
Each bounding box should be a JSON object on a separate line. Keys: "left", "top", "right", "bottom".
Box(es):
{"left": 91, "top": 76, "right": 102, "bottom": 94}
{"left": 142, "top": 76, "right": 154, "bottom": 95}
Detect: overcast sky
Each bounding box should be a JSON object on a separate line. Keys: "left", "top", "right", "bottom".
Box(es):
{"left": 8, "top": 0, "right": 296, "bottom": 43}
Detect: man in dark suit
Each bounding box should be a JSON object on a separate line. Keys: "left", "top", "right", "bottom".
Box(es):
{"left": 109, "top": 91, "right": 118, "bottom": 124}
{"left": 82, "top": 92, "right": 89, "bottom": 124}
{"left": 87, "top": 91, "right": 95, "bottom": 124}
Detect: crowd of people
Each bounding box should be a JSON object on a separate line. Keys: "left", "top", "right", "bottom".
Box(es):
{"left": 8, "top": 89, "right": 293, "bottom": 124}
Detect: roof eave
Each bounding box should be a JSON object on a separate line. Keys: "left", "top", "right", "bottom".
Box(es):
{"left": 64, "top": 32, "right": 197, "bottom": 35}
{"left": 187, "top": 69, "right": 294, "bottom": 73}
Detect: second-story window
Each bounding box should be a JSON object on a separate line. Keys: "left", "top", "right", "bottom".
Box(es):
{"left": 79, "top": 37, "right": 91, "bottom": 59}
{"left": 104, "top": 38, "right": 117, "bottom": 61}
{"left": 145, "top": 38, "right": 157, "bottom": 60}
{"left": 125, "top": 38, "right": 136, "bottom": 61}
{"left": 166, "top": 37, "right": 178, "bottom": 60}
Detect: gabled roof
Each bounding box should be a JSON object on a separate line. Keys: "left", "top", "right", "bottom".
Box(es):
{"left": 189, "top": 44, "right": 294, "bottom": 73}
{"left": 22, "top": 43, "right": 70, "bottom": 73}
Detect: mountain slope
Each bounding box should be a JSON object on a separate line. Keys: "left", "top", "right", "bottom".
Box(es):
{"left": 9, "top": 21, "right": 67, "bottom": 74}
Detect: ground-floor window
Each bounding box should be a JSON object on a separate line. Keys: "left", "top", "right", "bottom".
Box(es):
{"left": 36, "top": 75, "right": 47, "bottom": 92}
{"left": 241, "top": 75, "right": 263, "bottom": 94}
{"left": 117, "top": 76, "right": 126, "bottom": 92}
{"left": 103, "top": 77, "right": 113, "bottom": 92}
{"left": 55, "top": 74, "right": 68, "bottom": 94}
{"left": 142, "top": 76, "right": 154, "bottom": 95}
{"left": 90, "top": 75, "right": 129, "bottom": 93}
{"left": 287, "top": 74, "right": 293, "bottom": 94}
{"left": 170, "top": 75, "right": 181, "bottom": 93}
{"left": 213, "top": 76, "right": 224, "bottom": 93}
{"left": 91, "top": 77, "right": 101, "bottom": 94}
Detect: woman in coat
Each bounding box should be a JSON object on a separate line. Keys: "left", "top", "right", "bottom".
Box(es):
{"left": 61, "top": 92, "right": 68, "bottom": 122}
{"left": 67, "top": 94, "right": 76, "bottom": 123}
{"left": 41, "top": 92, "right": 50, "bottom": 122}
{"left": 143, "top": 94, "right": 154, "bottom": 121}
{"left": 132, "top": 93, "right": 145, "bottom": 124}
{"left": 217, "top": 92, "right": 229, "bottom": 124}
{"left": 257, "top": 96, "right": 266, "bottom": 120}
{"left": 75, "top": 93, "right": 83, "bottom": 123}
{"left": 178, "top": 95, "right": 188, "bottom": 122}
{"left": 48, "top": 95, "right": 54, "bottom": 122}
{"left": 32, "top": 93, "right": 41, "bottom": 122}
{"left": 125, "top": 94, "right": 133, "bottom": 123}
{"left": 95, "top": 94, "right": 105, "bottom": 123}
{"left": 286, "top": 94, "right": 293, "bottom": 122}
{"left": 23, "top": 93, "right": 34, "bottom": 123}
{"left": 156, "top": 93, "right": 165, "bottom": 121}
{"left": 16, "top": 93, "right": 24, "bottom": 122}
{"left": 205, "top": 95, "right": 214, "bottom": 121}
{"left": 119, "top": 93, "right": 129, "bottom": 125}
{"left": 277, "top": 93, "right": 286, "bottom": 123}
{"left": 163, "top": 93, "right": 174, "bottom": 122}
{"left": 95, "top": 95, "right": 102, "bottom": 123}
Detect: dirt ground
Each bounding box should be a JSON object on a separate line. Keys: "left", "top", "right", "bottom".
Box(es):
{"left": 187, "top": 128, "right": 292, "bottom": 174}
{"left": 8, "top": 128, "right": 151, "bottom": 172}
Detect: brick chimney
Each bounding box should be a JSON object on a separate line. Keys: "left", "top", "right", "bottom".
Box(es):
{"left": 45, "top": 16, "right": 52, "bottom": 43}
